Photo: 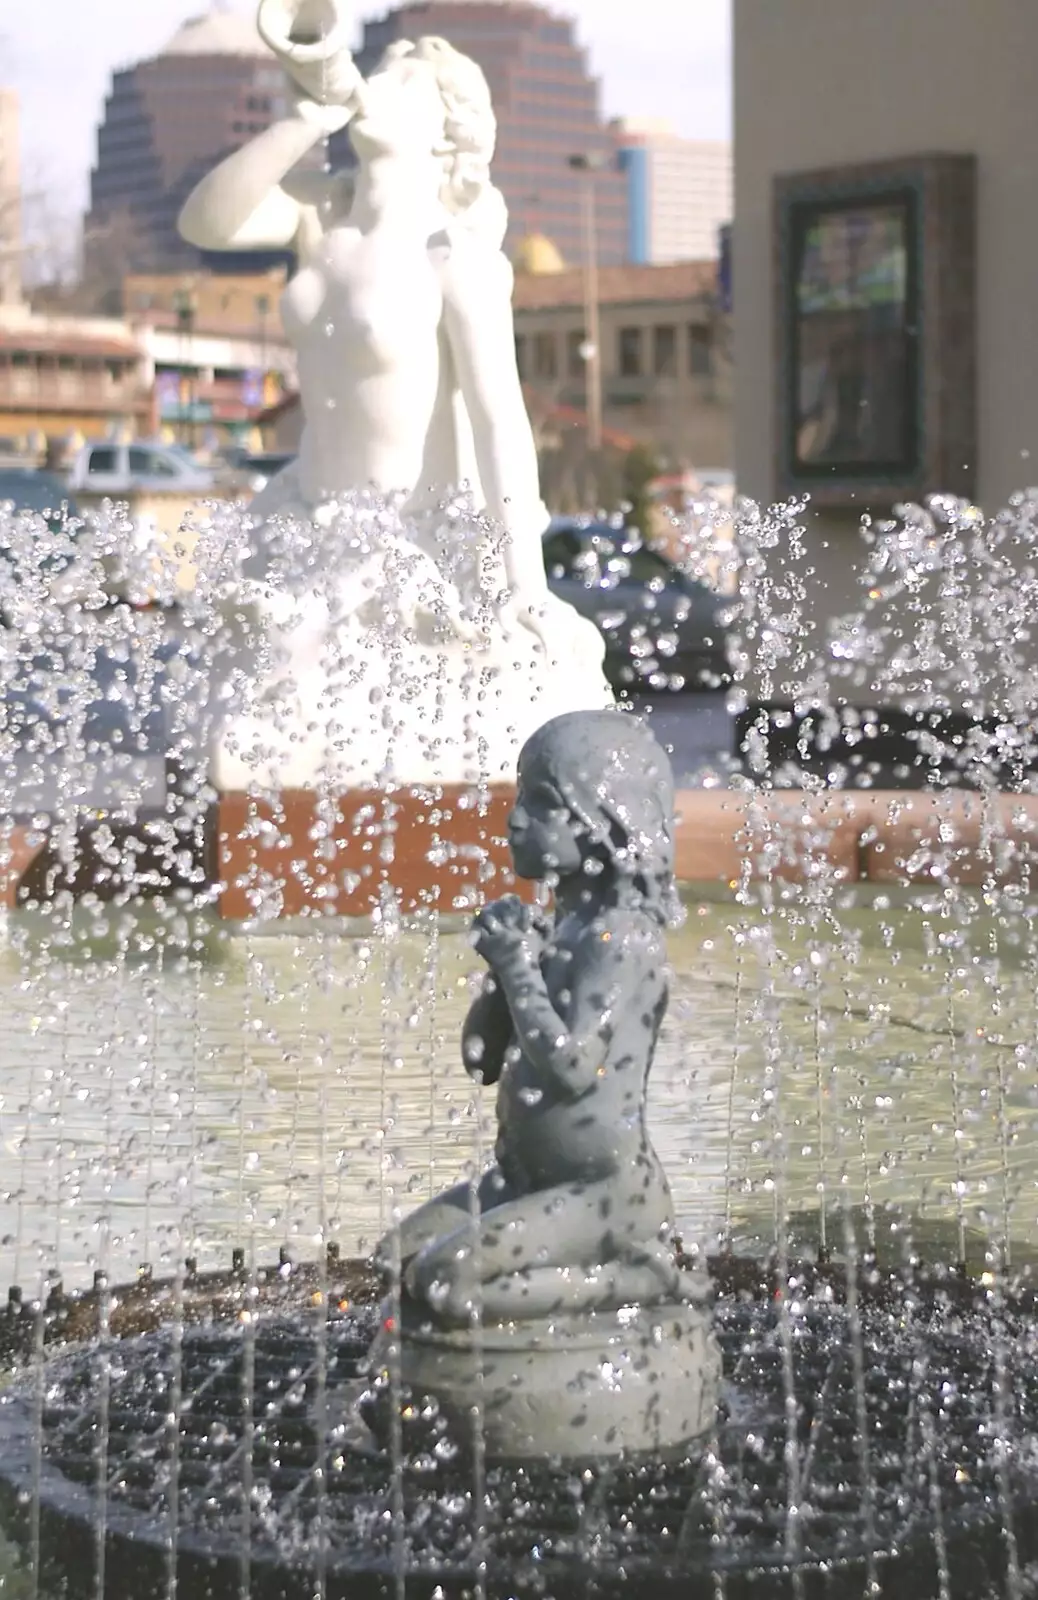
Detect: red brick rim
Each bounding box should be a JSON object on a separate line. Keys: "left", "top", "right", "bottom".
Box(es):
{"left": 4, "top": 788, "right": 1038, "bottom": 911}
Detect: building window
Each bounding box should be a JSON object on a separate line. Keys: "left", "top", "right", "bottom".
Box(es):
{"left": 515, "top": 334, "right": 527, "bottom": 380}
{"left": 533, "top": 332, "right": 558, "bottom": 380}
{"left": 653, "top": 325, "right": 678, "bottom": 377}
{"left": 567, "top": 329, "right": 587, "bottom": 378}
{"left": 689, "top": 324, "right": 712, "bottom": 376}
{"left": 618, "top": 327, "right": 643, "bottom": 378}
{"left": 128, "top": 447, "right": 178, "bottom": 478}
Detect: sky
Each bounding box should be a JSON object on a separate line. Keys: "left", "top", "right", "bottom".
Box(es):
{"left": 7, "top": 0, "right": 732, "bottom": 220}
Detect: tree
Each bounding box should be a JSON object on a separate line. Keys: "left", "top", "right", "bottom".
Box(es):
{"left": 620, "top": 442, "right": 662, "bottom": 542}
{"left": 0, "top": 185, "right": 22, "bottom": 304}
{"left": 74, "top": 209, "right": 160, "bottom": 314}
{"left": 16, "top": 156, "right": 160, "bottom": 316}
{"left": 11, "top": 155, "right": 83, "bottom": 295}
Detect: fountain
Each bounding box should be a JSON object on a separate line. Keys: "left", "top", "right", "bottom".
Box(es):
{"left": 3, "top": 1, "right": 1038, "bottom": 1596}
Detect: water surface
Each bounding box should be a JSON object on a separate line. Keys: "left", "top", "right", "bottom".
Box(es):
{"left": 1, "top": 894, "right": 1033, "bottom": 1296}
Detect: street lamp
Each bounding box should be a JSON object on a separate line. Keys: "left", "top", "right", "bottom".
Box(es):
{"left": 256, "top": 293, "right": 271, "bottom": 379}
{"left": 172, "top": 283, "right": 198, "bottom": 449}
{"left": 567, "top": 151, "right": 610, "bottom": 455}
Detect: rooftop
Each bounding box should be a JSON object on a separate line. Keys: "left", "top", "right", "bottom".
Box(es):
{"left": 610, "top": 116, "right": 677, "bottom": 139}
{"left": 512, "top": 259, "right": 718, "bottom": 312}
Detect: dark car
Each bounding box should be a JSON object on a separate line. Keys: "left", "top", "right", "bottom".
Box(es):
{"left": 0, "top": 469, "right": 91, "bottom": 627}
{"left": 0, "top": 469, "right": 81, "bottom": 567}
{"left": 241, "top": 452, "right": 295, "bottom": 494}
{"left": 543, "top": 518, "right": 731, "bottom": 694}
{"left": 0, "top": 468, "right": 79, "bottom": 527}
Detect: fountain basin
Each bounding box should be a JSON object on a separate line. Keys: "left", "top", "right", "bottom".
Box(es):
{"left": 3, "top": 1261, "right": 1038, "bottom": 1598}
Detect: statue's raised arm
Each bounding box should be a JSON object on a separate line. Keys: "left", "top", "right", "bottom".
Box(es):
{"left": 178, "top": 0, "right": 363, "bottom": 254}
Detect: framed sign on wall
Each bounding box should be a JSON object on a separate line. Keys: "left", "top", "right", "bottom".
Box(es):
{"left": 774, "top": 155, "right": 976, "bottom": 507}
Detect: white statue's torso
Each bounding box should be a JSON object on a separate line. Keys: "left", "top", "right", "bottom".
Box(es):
{"left": 284, "top": 214, "right": 462, "bottom": 506}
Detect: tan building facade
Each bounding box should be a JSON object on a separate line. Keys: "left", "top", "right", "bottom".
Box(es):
{"left": 513, "top": 259, "right": 731, "bottom": 474}
{"left": 123, "top": 270, "right": 289, "bottom": 338}
{"left": 0, "top": 280, "right": 296, "bottom": 455}
{"left": 0, "top": 307, "right": 149, "bottom": 449}
{"left": 735, "top": 0, "right": 1038, "bottom": 667}
{"left": 120, "top": 272, "right": 295, "bottom": 446}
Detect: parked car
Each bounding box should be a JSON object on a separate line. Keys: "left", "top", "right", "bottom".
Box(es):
{"left": 66, "top": 440, "right": 215, "bottom": 497}
{"left": 0, "top": 467, "right": 81, "bottom": 540}
{"left": 543, "top": 518, "right": 731, "bottom": 694}
{"left": 238, "top": 451, "right": 295, "bottom": 495}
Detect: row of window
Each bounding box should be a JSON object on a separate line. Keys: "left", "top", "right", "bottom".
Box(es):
{"left": 515, "top": 323, "right": 713, "bottom": 383}
{"left": 361, "top": 23, "right": 528, "bottom": 50}
{"left": 521, "top": 49, "right": 586, "bottom": 76}
{"left": 509, "top": 97, "right": 598, "bottom": 122}
{"left": 495, "top": 167, "right": 597, "bottom": 189}
{"left": 85, "top": 446, "right": 177, "bottom": 478}
{"left": 1, "top": 353, "right": 133, "bottom": 377}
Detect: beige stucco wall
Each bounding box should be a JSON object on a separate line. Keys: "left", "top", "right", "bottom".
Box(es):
{"left": 515, "top": 300, "right": 732, "bottom": 473}
{"left": 734, "top": 0, "right": 1038, "bottom": 684}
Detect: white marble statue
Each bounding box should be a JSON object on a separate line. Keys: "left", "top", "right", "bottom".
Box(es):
{"left": 178, "top": 0, "right": 611, "bottom": 791}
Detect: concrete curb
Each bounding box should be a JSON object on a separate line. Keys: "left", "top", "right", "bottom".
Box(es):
{"left": 673, "top": 789, "right": 1038, "bottom": 887}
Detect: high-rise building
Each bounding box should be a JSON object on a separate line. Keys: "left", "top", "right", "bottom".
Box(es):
{"left": 338, "top": 1, "right": 628, "bottom": 267}
{"left": 0, "top": 90, "right": 22, "bottom": 305}
{"left": 612, "top": 119, "right": 732, "bottom": 266}
{"left": 86, "top": 10, "right": 292, "bottom": 278}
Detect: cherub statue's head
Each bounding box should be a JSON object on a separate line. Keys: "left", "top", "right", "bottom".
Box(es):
{"left": 355, "top": 36, "right": 506, "bottom": 246}
{"left": 508, "top": 711, "right": 681, "bottom": 926}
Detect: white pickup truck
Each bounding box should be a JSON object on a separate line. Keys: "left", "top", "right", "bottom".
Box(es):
{"left": 65, "top": 440, "right": 215, "bottom": 497}
{"left": 62, "top": 440, "right": 219, "bottom": 602}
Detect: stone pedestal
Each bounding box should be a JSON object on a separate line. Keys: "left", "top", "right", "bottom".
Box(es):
{"left": 367, "top": 1293, "right": 721, "bottom": 1465}
{"left": 216, "top": 784, "right": 537, "bottom": 920}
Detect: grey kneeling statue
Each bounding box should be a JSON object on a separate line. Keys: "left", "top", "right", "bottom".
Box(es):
{"left": 367, "top": 708, "right": 721, "bottom": 1464}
